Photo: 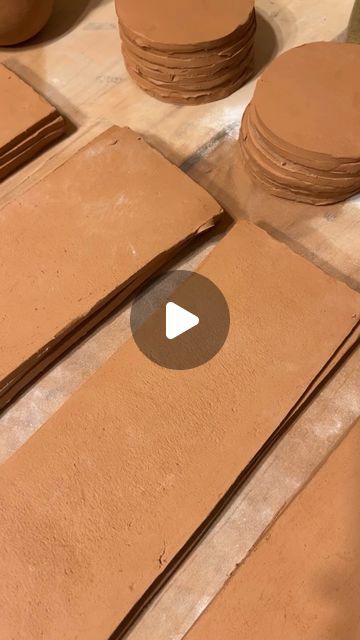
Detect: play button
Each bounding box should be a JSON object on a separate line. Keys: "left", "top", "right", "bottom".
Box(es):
{"left": 130, "top": 270, "right": 230, "bottom": 370}
{"left": 166, "top": 303, "right": 199, "bottom": 340}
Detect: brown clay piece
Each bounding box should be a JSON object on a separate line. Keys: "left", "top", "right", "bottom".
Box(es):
{"left": 116, "top": 0, "right": 254, "bottom": 50}
{"left": 116, "top": 0, "right": 256, "bottom": 104}
{"left": 240, "top": 42, "right": 360, "bottom": 204}
{"left": 0, "top": 64, "right": 66, "bottom": 180}
{"left": 0, "top": 0, "right": 54, "bottom": 45}
{"left": 0, "top": 221, "right": 359, "bottom": 639}
{"left": 0, "top": 125, "right": 223, "bottom": 410}
{"left": 185, "top": 423, "right": 360, "bottom": 640}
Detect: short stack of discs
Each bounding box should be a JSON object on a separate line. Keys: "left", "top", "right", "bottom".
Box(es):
{"left": 0, "top": 64, "right": 65, "bottom": 181}
{"left": 115, "top": 0, "right": 256, "bottom": 105}
{"left": 240, "top": 42, "right": 360, "bottom": 205}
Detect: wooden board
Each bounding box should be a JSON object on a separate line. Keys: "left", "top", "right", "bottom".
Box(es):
{"left": 0, "top": 1, "right": 359, "bottom": 639}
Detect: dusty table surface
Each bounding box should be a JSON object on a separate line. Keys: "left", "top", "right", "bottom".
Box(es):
{"left": 0, "top": 1, "right": 359, "bottom": 639}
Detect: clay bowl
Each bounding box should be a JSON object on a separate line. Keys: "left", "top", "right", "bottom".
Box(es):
{"left": 0, "top": 0, "right": 54, "bottom": 45}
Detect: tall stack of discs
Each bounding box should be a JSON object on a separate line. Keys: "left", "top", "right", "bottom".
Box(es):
{"left": 115, "top": 0, "right": 256, "bottom": 105}
{"left": 240, "top": 42, "right": 360, "bottom": 205}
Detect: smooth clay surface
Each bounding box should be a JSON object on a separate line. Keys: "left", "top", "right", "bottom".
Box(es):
{"left": 0, "top": 64, "right": 65, "bottom": 180}
{"left": 116, "top": 0, "right": 254, "bottom": 48}
{"left": 116, "top": 0, "right": 256, "bottom": 104}
{"left": 0, "top": 222, "right": 359, "bottom": 640}
{"left": 240, "top": 42, "right": 360, "bottom": 204}
{"left": 0, "top": 0, "right": 54, "bottom": 45}
{"left": 0, "top": 125, "right": 222, "bottom": 409}
{"left": 184, "top": 423, "right": 360, "bottom": 640}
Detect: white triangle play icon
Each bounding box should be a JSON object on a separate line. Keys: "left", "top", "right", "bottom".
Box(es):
{"left": 166, "top": 302, "right": 200, "bottom": 340}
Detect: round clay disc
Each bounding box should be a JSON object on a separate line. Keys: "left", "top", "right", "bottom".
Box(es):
{"left": 253, "top": 42, "right": 360, "bottom": 160}
{"left": 126, "top": 63, "right": 253, "bottom": 104}
{"left": 116, "top": 0, "right": 254, "bottom": 50}
{"left": 124, "top": 50, "right": 253, "bottom": 91}
{"left": 119, "top": 13, "right": 256, "bottom": 69}
{"left": 122, "top": 40, "right": 254, "bottom": 84}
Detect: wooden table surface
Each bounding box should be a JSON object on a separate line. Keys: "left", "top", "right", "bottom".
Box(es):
{"left": 0, "top": 1, "right": 359, "bottom": 639}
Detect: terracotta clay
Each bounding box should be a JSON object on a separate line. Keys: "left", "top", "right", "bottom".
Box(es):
{"left": 0, "top": 222, "right": 359, "bottom": 640}
{"left": 122, "top": 37, "right": 255, "bottom": 83}
{"left": 116, "top": 0, "right": 256, "bottom": 104}
{"left": 0, "top": 0, "right": 54, "bottom": 45}
{"left": 240, "top": 42, "right": 360, "bottom": 204}
{"left": 125, "top": 64, "right": 253, "bottom": 105}
{"left": 0, "top": 125, "right": 222, "bottom": 410}
{"left": 119, "top": 15, "right": 256, "bottom": 69}
{"left": 0, "top": 64, "right": 65, "bottom": 180}
{"left": 116, "top": 0, "right": 254, "bottom": 49}
{"left": 185, "top": 423, "right": 360, "bottom": 640}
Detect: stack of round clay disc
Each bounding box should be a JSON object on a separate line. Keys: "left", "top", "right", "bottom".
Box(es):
{"left": 115, "top": 0, "right": 256, "bottom": 105}
{"left": 240, "top": 42, "right": 360, "bottom": 205}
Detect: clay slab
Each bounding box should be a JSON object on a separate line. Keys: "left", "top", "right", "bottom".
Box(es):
{"left": 0, "top": 125, "right": 222, "bottom": 409}
{"left": 0, "top": 221, "right": 359, "bottom": 640}
{"left": 184, "top": 422, "right": 360, "bottom": 640}
{"left": 0, "top": 64, "right": 65, "bottom": 179}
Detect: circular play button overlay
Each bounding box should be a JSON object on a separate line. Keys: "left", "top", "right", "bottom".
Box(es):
{"left": 130, "top": 270, "right": 230, "bottom": 370}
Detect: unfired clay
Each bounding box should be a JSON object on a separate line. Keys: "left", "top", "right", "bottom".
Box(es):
{"left": 240, "top": 42, "right": 360, "bottom": 204}
{"left": 0, "top": 125, "right": 222, "bottom": 409}
{"left": 0, "top": 64, "right": 65, "bottom": 180}
{"left": 0, "top": 0, "right": 54, "bottom": 45}
{"left": 0, "top": 222, "right": 359, "bottom": 639}
{"left": 185, "top": 423, "right": 360, "bottom": 640}
{"left": 116, "top": 0, "right": 254, "bottom": 49}
{"left": 116, "top": 0, "right": 256, "bottom": 104}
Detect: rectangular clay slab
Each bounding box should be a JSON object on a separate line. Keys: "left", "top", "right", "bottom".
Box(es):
{"left": 0, "top": 125, "right": 222, "bottom": 410}
{"left": 184, "top": 422, "right": 360, "bottom": 640}
{"left": 0, "top": 64, "right": 66, "bottom": 179}
{"left": 0, "top": 221, "right": 359, "bottom": 640}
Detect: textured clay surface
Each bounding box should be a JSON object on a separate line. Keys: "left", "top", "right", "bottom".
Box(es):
{"left": 0, "top": 222, "right": 359, "bottom": 640}
{"left": 0, "top": 64, "right": 65, "bottom": 179}
{"left": 116, "top": 0, "right": 256, "bottom": 104}
{"left": 0, "top": 0, "right": 54, "bottom": 45}
{"left": 185, "top": 423, "right": 360, "bottom": 640}
{"left": 240, "top": 42, "right": 360, "bottom": 204}
{"left": 0, "top": 125, "right": 222, "bottom": 409}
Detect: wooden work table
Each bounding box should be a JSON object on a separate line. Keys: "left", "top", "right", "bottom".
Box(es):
{"left": 0, "top": 1, "right": 359, "bottom": 639}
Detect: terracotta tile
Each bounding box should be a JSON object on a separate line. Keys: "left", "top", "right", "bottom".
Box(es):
{"left": 0, "top": 64, "right": 66, "bottom": 179}
{"left": 0, "top": 125, "right": 222, "bottom": 409}
{"left": 185, "top": 422, "right": 360, "bottom": 640}
{"left": 0, "top": 222, "right": 359, "bottom": 639}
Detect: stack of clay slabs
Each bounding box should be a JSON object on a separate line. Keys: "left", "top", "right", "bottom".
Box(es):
{"left": 0, "top": 64, "right": 65, "bottom": 180}
{"left": 184, "top": 423, "right": 360, "bottom": 640}
{"left": 1, "top": 222, "right": 359, "bottom": 640}
{"left": 116, "top": 0, "right": 256, "bottom": 104}
{"left": 240, "top": 42, "right": 360, "bottom": 205}
{"left": 0, "top": 125, "right": 223, "bottom": 411}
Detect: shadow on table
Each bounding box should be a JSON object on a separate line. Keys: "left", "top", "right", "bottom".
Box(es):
{"left": 253, "top": 11, "right": 279, "bottom": 76}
